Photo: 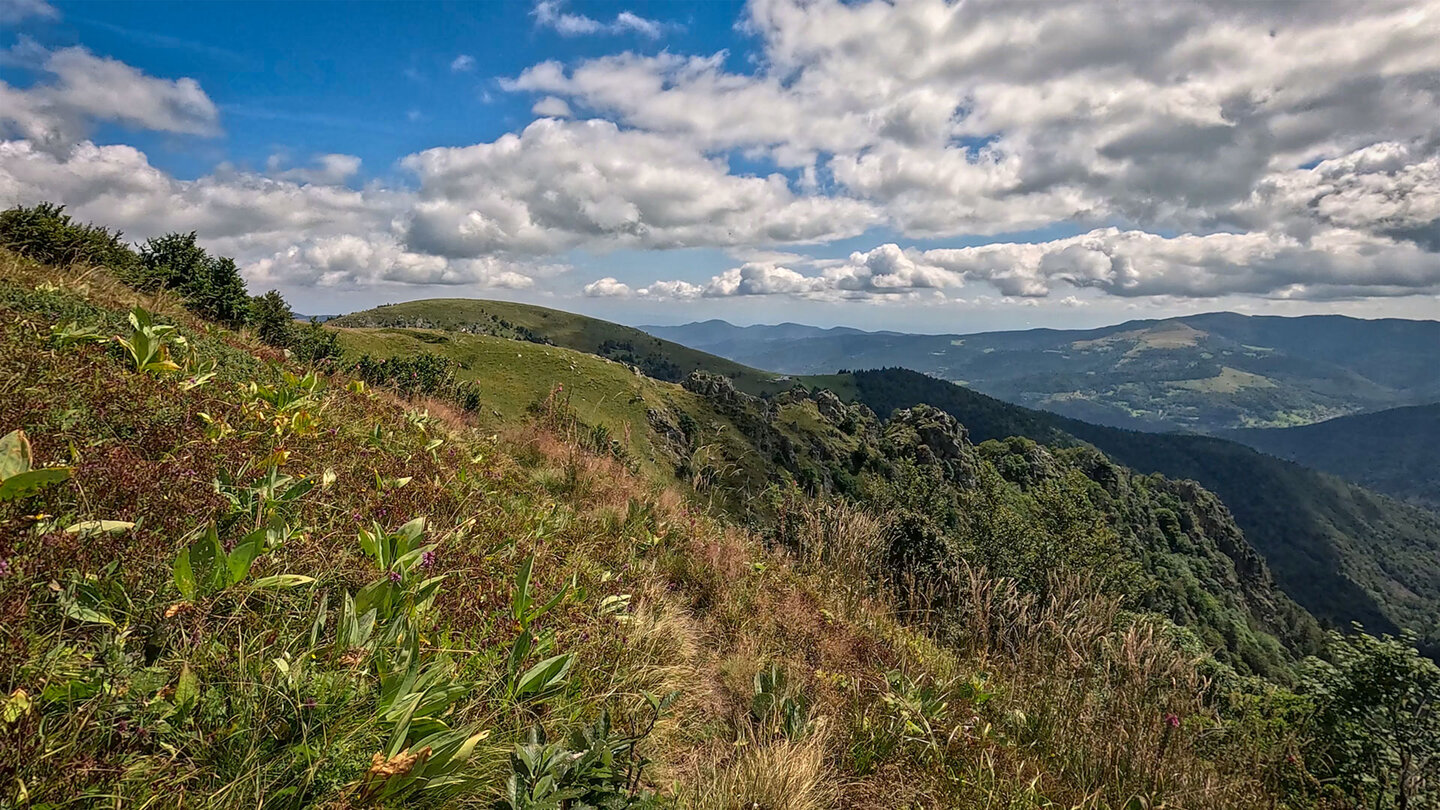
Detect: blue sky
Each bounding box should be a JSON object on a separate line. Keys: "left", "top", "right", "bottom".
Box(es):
{"left": 2, "top": 0, "right": 1438, "bottom": 332}
{"left": 45, "top": 2, "right": 745, "bottom": 179}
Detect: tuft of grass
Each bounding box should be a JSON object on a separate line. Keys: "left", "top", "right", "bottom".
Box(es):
{"left": 690, "top": 731, "right": 836, "bottom": 810}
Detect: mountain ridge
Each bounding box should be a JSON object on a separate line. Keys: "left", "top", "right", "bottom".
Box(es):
{"left": 1220, "top": 403, "right": 1440, "bottom": 510}
{"left": 646, "top": 311, "right": 1440, "bottom": 432}
{"left": 329, "top": 298, "right": 797, "bottom": 396}
{"left": 645, "top": 310, "right": 1440, "bottom": 343}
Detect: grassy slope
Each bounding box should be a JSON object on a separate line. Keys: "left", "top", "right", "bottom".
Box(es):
{"left": 328, "top": 302, "right": 1430, "bottom": 660}
{"left": 336, "top": 326, "right": 679, "bottom": 470}
{"left": 330, "top": 326, "right": 785, "bottom": 503}
{"left": 0, "top": 251, "right": 1297, "bottom": 808}
{"left": 332, "top": 323, "right": 1318, "bottom": 677}
{"left": 843, "top": 368, "right": 1440, "bottom": 650}
{"left": 329, "top": 298, "right": 796, "bottom": 396}
{"left": 1220, "top": 403, "right": 1440, "bottom": 510}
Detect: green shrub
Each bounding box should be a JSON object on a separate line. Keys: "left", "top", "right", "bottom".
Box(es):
{"left": 350, "top": 353, "right": 481, "bottom": 412}
{"left": 0, "top": 202, "right": 139, "bottom": 273}
{"left": 1300, "top": 629, "right": 1440, "bottom": 808}
{"left": 245, "top": 291, "right": 343, "bottom": 367}
{"left": 248, "top": 290, "right": 295, "bottom": 347}
{"left": 133, "top": 232, "right": 250, "bottom": 326}
{"left": 499, "top": 715, "right": 667, "bottom": 810}
{"left": 288, "top": 319, "right": 343, "bottom": 366}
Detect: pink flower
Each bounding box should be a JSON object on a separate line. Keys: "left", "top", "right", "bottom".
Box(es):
{"left": 1164, "top": 713, "right": 1180, "bottom": 729}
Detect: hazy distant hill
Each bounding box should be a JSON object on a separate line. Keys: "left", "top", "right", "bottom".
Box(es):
{"left": 1222, "top": 403, "right": 1440, "bottom": 510}
{"left": 648, "top": 313, "right": 1440, "bottom": 432}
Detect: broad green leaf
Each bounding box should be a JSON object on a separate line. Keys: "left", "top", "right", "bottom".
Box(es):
{"left": 513, "top": 554, "right": 535, "bottom": 624}
{"left": 411, "top": 574, "right": 447, "bottom": 614}
{"left": 513, "top": 653, "right": 573, "bottom": 701}
{"left": 174, "top": 663, "right": 199, "bottom": 716}
{"left": 358, "top": 527, "right": 381, "bottom": 565}
{"left": 185, "top": 524, "right": 225, "bottom": 595}
{"left": 0, "top": 467, "right": 71, "bottom": 501}
{"left": 141, "top": 358, "right": 180, "bottom": 374}
{"left": 386, "top": 688, "right": 429, "bottom": 758}
{"left": 58, "top": 576, "right": 121, "bottom": 628}
{"left": 395, "top": 543, "right": 435, "bottom": 571}
{"left": 3, "top": 688, "right": 33, "bottom": 723}
{"left": 529, "top": 576, "right": 571, "bottom": 624}
{"left": 173, "top": 546, "right": 196, "bottom": 600}
{"left": 598, "top": 593, "right": 631, "bottom": 618}
{"left": 397, "top": 517, "right": 426, "bottom": 544}
{"left": 226, "top": 528, "right": 267, "bottom": 585}
{"left": 59, "top": 600, "right": 115, "bottom": 627}
{"left": 0, "top": 430, "right": 32, "bottom": 480}
{"left": 277, "top": 476, "right": 315, "bottom": 502}
{"left": 506, "top": 631, "right": 532, "bottom": 680}
{"left": 451, "top": 728, "right": 490, "bottom": 764}
{"left": 355, "top": 577, "right": 393, "bottom": 619}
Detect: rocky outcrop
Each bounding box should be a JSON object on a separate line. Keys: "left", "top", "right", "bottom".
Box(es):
{"left": 884, "top": 404, "right": 979, "bottom": 484}
{"left": 813, "top": 389, "right": 849, "bottom": 424}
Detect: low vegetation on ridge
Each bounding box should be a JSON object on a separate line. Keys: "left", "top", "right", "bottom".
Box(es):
{"left": 1, "top": 204, "right": 1438, "bottom": 809}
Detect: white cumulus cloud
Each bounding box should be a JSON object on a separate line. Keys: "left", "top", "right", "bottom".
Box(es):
{"left": 0, "top": 41, "right": 219, "bottom": 149}
{"left": 582, "top": 277, "right": 632, "bottom": 297}
{"left": 532, "top": 1, "right": 671, "bottom": 38}
{"left": 0, "top": 0, "right": 58, "bottom": 24}
{"left": 399, "top": 117, "right": 880, "bottom": 256}
{"left": 5, "top": 2, "right": 1440, "bottom": 310}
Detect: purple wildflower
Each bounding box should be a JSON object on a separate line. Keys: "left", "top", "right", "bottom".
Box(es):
{"left": 388, "top": 570, "right": 402, "bottom": 583}
{"left": 1164, "top": 713, "right": 1181, "bottom": 729}
{"left": 420, "top": 551, "right": 436, "bottom": 569}
{"left": 0, "top": 558, "right": 10, "bottom": 577}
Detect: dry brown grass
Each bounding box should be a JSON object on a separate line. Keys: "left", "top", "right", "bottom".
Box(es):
{"left": 908, "top": 563, "right": 1272, "bottom": 808}
{"left": 688, "top": 730, "right": 837, "bottom": 810}
{"left": 791, "top": 498, "right": 892, "bottom": 581}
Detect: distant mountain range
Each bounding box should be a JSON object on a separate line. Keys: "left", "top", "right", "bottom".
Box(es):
{"left": 645, "top": 313, "right": 1440, "bottom": 433}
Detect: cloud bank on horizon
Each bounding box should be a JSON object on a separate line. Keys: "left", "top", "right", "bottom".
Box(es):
{"left": 1, "top": 0, "right": 1439, "bottom": 324}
